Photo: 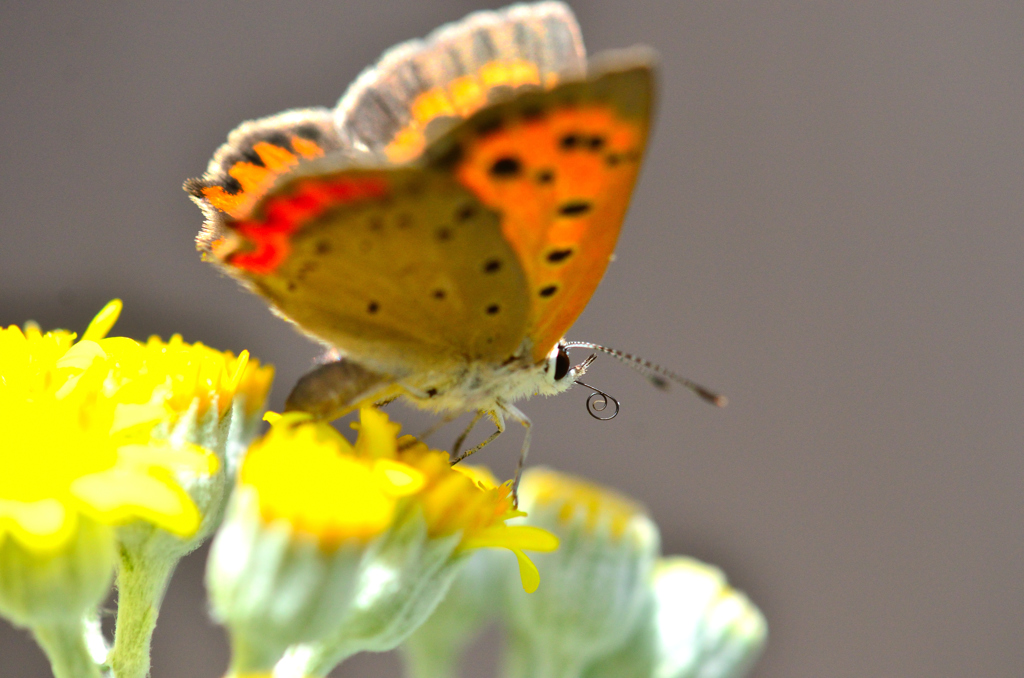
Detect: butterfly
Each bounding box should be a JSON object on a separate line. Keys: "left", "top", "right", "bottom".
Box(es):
{"left": 187, "top": 1, "right": 722, "bottom": 493}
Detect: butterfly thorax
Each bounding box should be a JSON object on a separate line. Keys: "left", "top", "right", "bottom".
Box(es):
{"left": 396, "top": 346, "right": 578, "bottom": 416}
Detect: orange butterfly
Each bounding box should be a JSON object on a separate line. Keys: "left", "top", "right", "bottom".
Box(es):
{"left": 187, "top": 2, "right": 721, "bottom": 493}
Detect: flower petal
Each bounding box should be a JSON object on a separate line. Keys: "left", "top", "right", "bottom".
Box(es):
{"left": 462, "top": 525, "right": 559, "bottom": 552}
{"left": 374, "top": 459, "right": 426, "bottom": 496}
{"left": 70, "top": 469, "right": 201, "bottom": 536}
{"left": 117, "top": 442, "right": 219, "bottom": 475}
{"left": 513, "top": 548, "right": 541, "bottom": 593}
{"left": 0, "top": 498, "right": 75, "bottom": 551}
{"left": 80, "top": 299, "right": 122, "bottom": 342}
{"left": 55, "top": 340, "right": 107, "bottom": 371}
{"left": 111, "top": 402, "right": 171, "bottom": 434}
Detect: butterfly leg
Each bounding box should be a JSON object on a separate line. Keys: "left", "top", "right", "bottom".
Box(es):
{"left": 452, "top": 410, "right": 486, "bottom": 458}
{"left": 450, "top": 410, "right": 505, "bottom": 465}
{"left": 285, "top": 358, "right": 394, "bottom": 421}
{"left": 501, "top": 404, "right": 533, "bottom": 504}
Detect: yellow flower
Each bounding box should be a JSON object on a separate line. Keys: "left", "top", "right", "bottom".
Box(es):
{"left": 246, "top": 410, "right": 558, "bottom": 586}
{"left": 0, "top": 301, "right": 228, "bottom": 552}
{"left": 0, "top": 300, "right": 274, "bottom": 678}
{"left": 209, "top": 409, "right": 558, "bottom": 677}
{"left": 240, "top": 412, "right": 425, "bottom": 544}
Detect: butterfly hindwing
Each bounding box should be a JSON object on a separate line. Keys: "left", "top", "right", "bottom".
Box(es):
{"left": 336, "top": 1, "right": 585, "bottom": 165}
{"left": 427, "top": 49, "right": 655, "bottom": 361}
{"left": 217, "top": 163, "right": 531, "bottom": 375}
{"left": 187, "top": 108, "right": 347, "bottom": 264}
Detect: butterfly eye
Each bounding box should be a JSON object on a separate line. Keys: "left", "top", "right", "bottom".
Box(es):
{"left": 553, "top": 347, "right": 571, "bottom": 381}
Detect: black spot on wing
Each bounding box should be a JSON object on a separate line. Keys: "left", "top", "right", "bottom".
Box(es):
{"left": 220, "top": 176, "right": 242, "bottom": 195}
{"left": 486, "top": 304, "right": 500, "bottom": 315}
{"left": 475, "top": 116, "right": 504, "bottom": 137}
{"left": 559, "top": 133, "right": 581, "bottom": 150}
{"left": 535, "top": 169, "right": 555, "bottom": 184}
{"left": 483, "top": 258, "right": 502, "bottom": 273}
{"left": 295, "top": 125, "right": 322, "bottom": 141}
{"left": 489, "top": 156, "right": 522, "bottom": 178}
{"left": 520, "top": 105, "right": 544, "bottom": 121}
{"left": 455, "top": 203, "right": 477, "bottom": 222}
{"left": 263, "top": 131, "right": 291, "bottom": 150}
{"left": 546, "top": 248, "right": 574, "bottom": 264}
{"left": 430, "top": 140, "right": 464, "bottom": 169}
{"left": 558, "top": 200, "right": 593, "bottom": 217}
{"left": 539, "top": 285, "right": 559, "bottom": 297}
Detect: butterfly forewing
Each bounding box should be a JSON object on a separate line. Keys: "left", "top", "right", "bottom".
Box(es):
{"left": 430, "top": 51, "right": 655, "bottom": 361}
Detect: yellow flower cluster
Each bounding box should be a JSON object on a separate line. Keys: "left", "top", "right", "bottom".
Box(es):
{"left": 243, "top": 410, "right": 557, "bottom": 590}
{"left": 0, "top": 300, "right": 274, "bottom": 553}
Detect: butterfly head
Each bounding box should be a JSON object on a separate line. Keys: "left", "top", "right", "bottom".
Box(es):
{"left": 540, "top": 340, "right": 593, "bottom": 392}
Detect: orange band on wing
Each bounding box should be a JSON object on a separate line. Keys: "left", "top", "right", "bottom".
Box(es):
{"left": 201, "top": 134, "right": 329, "bottom": 219}
{"left": 228, "top": 176, "right": 390, "bottom": 275}
{"left": 384, "top": 58, "right": 550, "bottom": 164}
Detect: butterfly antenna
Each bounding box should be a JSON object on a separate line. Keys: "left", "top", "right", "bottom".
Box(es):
{"left": 563, "top": 342, "right": 728, "bottom": 407}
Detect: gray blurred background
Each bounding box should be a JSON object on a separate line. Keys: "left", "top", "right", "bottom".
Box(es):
{"left": 2, "top": 1, "right": 1022, "bottom": 676}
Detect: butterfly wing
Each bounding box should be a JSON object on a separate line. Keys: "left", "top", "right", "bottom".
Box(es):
{"left": 335, "top": 1, "right": 585, "bottom": 164}
{"left": 188, "top": 4, "right": 651, "bottom": 378}
{"left": 193, "top": 153, "right": 532, "bottom": 377}
{"left": 187, "top": 108, "right": 345, "bottom": 231}
{"left": 429, "top": 49, "right": 655, "bottom": 361}
{"left": 187, "top": 4, "right": 590, "bottom": 377}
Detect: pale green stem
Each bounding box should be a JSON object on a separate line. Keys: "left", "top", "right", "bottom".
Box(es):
{"left": 32, "top": 618, "right": 103, "bottom": 678}
{"left": 108, "top": 548, "right": 176, "bottom": 678}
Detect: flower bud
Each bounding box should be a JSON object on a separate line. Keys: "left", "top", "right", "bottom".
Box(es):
{"left": 581, "top": 558, "right": 767, "bottom": 678}
{"left": 648, "top": 557, "right": 766, "bottom": 678}
{"left": 501, "top": 468, "right": 659, "bottom": 678}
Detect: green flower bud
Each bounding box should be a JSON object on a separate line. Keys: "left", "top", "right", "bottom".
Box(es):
{"left": 648, "top": 557, "right": 766, "bottom": 678}
{"left": 207, "top": 486, "right": 367, "bottom": 674}
{"left": 501, "top": 468, "right": 660, "bottom": 678}
{"left": 582, "top": 557, "right": 767, "bottom": 678}
{"left": 0, "top": 516, "right": 114, "bottom": 629}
